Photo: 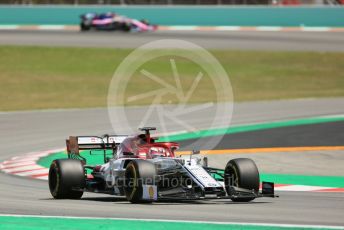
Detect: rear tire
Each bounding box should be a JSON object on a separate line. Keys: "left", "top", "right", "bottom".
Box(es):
{"left": 224, "top": 158, "right": 259, "bottom": 202}
{"left": 49, "top": 159, "right": 85, "bottom": 199}
{"left": 122, "top": 23, "right": 131, "bottom": 32}
{"left": 124, "top": 160, "right": 157, "bottom": 203}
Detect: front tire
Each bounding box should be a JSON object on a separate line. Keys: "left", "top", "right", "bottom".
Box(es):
{"left": 49, "top": 159, "right": 85, "bottom": 199}
{"left": 124, "top": 160, "right": 157, "bottom": 203}
{"left": 224, "top": 158, "right": 260, "bottom": 202}
{"left": 80, "top": 23, "right": 90, "bottom": 31}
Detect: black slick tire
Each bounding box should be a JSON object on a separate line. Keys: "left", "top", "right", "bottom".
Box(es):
{"left": 48, "top": 159, "right": 85, "bottom": 199}
{"left": 224, "top": 158, "right": 260, "bottom": 202}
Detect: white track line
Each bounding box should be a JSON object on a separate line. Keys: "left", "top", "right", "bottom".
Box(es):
{"left": 0, "top": 148, "right": 64, "bottom": 179}
{"left": 0, "top": 161, "right": 36, "bottom": 169}
{"left": 34, "top": 175, "right": 48, "bottom": 180}
{"left": 0, "top": 25, "right": 19, "bottom": 30}
{"left": 256, "top": 26, "right": 283, "bottom": 31}
{"left": 216, "top": 26, "right": 241, "bottom": 31}
{"left": 15, "top": 169, "right": 48, "bottom": 176}
{"left": 38, "top": 25, "right": 66, "bottom": 30}
{"left": 1, "top": 165, "right": 43, "bottom": 173}
{"left": 275, "top": 185, "right": 334, "bottom": 192}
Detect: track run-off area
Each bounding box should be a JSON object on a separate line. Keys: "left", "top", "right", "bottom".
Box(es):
{"left": 0, "top": 99, "right": 344, "bottom": 228}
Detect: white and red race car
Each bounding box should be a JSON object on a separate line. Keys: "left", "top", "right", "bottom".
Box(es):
{"left": 48, "top": 127, "right": 277, "bottom": 203}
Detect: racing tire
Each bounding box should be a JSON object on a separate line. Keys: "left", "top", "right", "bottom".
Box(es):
{"left": 49, "top": 159, "right": 85, "bottom": 199}
{"left": 224, "top": 158, "right": 259, "bottom": 202}
{"left": 121, "top": 23, "right": 131, "bottom": 32}
{"left": 80, "top": 23, "right": 90, "bottom": 31}
{"left": 124, "top": 160, "right": 157, "bottom": 203}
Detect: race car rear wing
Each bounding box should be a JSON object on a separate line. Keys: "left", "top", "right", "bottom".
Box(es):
{"left": 66, "top": 135, "right": 128, "bottom": 163}
{"left": 66, "top": 135, "right": 128, "bottom": 154}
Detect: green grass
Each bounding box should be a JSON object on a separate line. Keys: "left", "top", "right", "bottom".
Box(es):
{"left": 1, "top": 45, "right": 344, "bottom": 111}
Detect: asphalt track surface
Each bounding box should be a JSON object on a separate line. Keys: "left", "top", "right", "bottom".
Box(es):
{"left": 179, "top": 121, "right": 344, "bottom": 150}
{"left": 0, "top": 98, "right": 344, "bottom": 226}
{"left": 1, "top": 30, "right": 344, "bottom": 51}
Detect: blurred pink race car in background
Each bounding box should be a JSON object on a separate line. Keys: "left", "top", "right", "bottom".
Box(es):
{"left": 80, "top": 12, "right": 158, "bottom": 32}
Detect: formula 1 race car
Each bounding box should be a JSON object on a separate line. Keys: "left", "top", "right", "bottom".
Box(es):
{"left": 48, "top": 127, "right": 277, "bottom": 203}
{"left": 80, "top": 12, "right": 158, "bottom": 32}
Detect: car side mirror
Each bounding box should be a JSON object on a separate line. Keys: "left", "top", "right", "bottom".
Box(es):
{"left": 188, "top": 150, "right": 200, "bottom": 165}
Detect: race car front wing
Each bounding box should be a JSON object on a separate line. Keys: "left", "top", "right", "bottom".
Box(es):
{"left": 227, "top": 181, "right": 279, "bottom": 200}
